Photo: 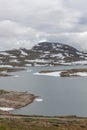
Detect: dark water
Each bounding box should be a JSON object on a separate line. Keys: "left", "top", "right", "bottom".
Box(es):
{"left": 0, "top": 65, "right": 87, "bottom": 116}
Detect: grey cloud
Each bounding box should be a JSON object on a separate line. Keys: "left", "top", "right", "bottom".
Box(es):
{"left": 78, "top": 15, "right": 87, "bottom": 25}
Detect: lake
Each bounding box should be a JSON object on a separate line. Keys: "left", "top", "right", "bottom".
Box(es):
{"left": 0, "top": 65, "right": 87, "bottom": 116}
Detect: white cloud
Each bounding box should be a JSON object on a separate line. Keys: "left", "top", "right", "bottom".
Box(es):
{"left": 0, "top": 0, "right": 86, "bottom": 50}
{"left": 0, "top": 20, "right": 48, "bottom": 50}
{"left": 0, "top": 20, "right": 36, "bottom": 38}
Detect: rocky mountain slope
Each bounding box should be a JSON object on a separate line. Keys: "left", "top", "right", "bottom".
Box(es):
{"left": 0, "top": 42, "right": 87, "bottom": 67}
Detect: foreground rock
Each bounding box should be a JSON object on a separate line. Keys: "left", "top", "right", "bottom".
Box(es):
{"left": 0, "top": 90, "right": 36, "bottom": 110}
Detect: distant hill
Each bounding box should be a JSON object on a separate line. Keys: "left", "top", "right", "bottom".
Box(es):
{"left": 0, "top": 42, "right": 87, "bottom": 67}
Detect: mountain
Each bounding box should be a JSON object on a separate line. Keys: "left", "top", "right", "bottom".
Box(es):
{"left": 0, "top": 42, "right": 87, "bottom": 67}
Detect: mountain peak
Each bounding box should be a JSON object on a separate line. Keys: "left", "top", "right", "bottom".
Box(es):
{"left": 33, "top": 42, "right": 78, "bottom": 52}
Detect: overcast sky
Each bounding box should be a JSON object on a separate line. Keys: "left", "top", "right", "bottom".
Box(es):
{"left": 0, "top": 0, "right": 87, "bottom": 50}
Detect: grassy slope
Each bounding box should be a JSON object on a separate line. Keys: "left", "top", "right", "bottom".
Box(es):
{"left": 0, "top": 116, "right": 87, "bottom": 130}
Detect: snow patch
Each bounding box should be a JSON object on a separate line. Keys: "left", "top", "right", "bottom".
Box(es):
{"left": 14, "top": 75, "right": 22, "bottom": 77}
{"left": 51, "top": 53, "right": 63, "bottom": 58}
{"left": 61, "top": 60, "right": 87, "bottom": 65}
{"left": 10, "top": 59, "right": 18, "bottom": 62}
{"left": 40, "top": 54, "right": 49, "bottom": 58}
{"left": 35, "top": 98, "right": 43, "bottom": 102}
{"left": 56, "top": 44, "right": 62, "bottom": 47}
{"left": 34, "top": 71, "right": 61, "bottom": 77}
{"left": 34, "top": 63, "right": 48, "bottom": 66}
{"left": 73, "top": 72, "right": 87, "bottom": 77}
{"left": 0, "top": 52, "right": 10, "bottom": 55}
{"left": 64, "top": 53, "right": 69, "bottom": 57}
{"left": 0, "top": 107, "right": 14, "bottom": 111}
{"left": 60, "top": 62, "right": 72, "bottom": 65}
{"left": 10, "top": 56, "right": 16, "bottom": 58}
{"left": 26, "top": 59, "right": 48, "bottom": 63}
{"left": 0, "top": 65, "right": 13, "bottom": 68}
{"left": 53, "top": 45, "right": 56, "bottom": 49}
{"left": 26, "top": 64, "right": 32, "bottom": 67}
{"left": 44, "top": 51, "right": 50, "bottom": 54}
{"left": 72, "top": 60, "right": 87, "bottom": 65}
{"left": 21, "top": 50, "right": 28, "bottom": 56}
{"left": 76, "top": 52, "right": 82, "bottom": 55}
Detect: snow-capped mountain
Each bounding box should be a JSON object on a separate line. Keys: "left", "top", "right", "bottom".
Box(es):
{"left": 0, "top": 42, "right": 87, "bottom": 67}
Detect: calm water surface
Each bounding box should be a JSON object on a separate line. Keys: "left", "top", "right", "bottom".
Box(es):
{"left": 0, "top": 65, "right": 87, "bottom": 116}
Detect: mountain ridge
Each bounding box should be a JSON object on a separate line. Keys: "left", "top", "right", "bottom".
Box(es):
{"left": 0, "top": 42, "right": 87, "bottom": 67}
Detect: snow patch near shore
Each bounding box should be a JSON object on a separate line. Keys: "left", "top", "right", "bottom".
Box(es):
{"left": 14, "top": 75, "right": 23, "bottom": 78}
{"left": 34, "top": 71, "right": 61, "bottom": 77}
{"left": 73, "top": 72, "right": 87, "bottom": 77}
{"left": 0, "top": 107, "right": 14, "bottom": 111}
{"left": 35, "top": 99, "right": 43, "bottom": 102}
{"left": 34, "top": 71, "right": 87, "bottom": 77}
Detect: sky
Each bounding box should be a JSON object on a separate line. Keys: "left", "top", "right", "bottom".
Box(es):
{"left": 0, "top": 0, "right": 87, "bottom": 50}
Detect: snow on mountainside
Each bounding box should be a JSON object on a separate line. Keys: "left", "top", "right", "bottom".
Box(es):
{"left": 0, "top": 42, "right": 87, "bottom": 67}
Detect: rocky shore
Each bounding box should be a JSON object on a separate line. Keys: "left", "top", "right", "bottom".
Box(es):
{"left": 0, "top": 90, "right": 36, "bottom": 112}
{"left": 60, "top": 68, "right": 87, "bottom": 77}
{"left": 0, "top": 67, "right": 25, "bottom": 77}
